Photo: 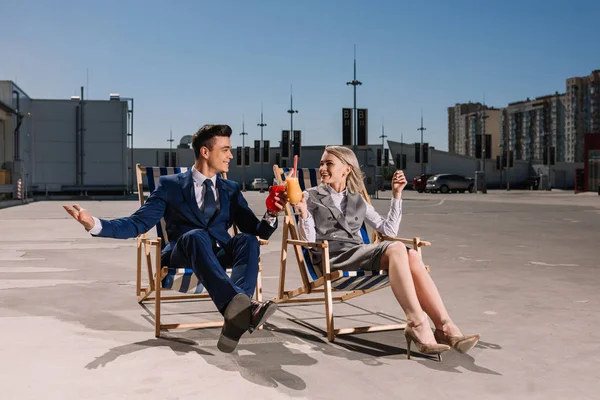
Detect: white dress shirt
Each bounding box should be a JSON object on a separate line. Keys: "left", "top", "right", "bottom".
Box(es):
{"left": 298, "top": 185, "right": 402, "bottom": 243}
{"left": 191, "top": 167, "right": 219, "bottom": 212}
{"left": 89, "top": 166, "right": 275, "bottom": 235}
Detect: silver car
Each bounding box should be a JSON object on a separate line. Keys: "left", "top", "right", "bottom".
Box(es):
{"left": 250, "top": 178, "right": 269, "bottom": 191}
{"left": 426, "top": 174, "right": 474, "bottom": 194}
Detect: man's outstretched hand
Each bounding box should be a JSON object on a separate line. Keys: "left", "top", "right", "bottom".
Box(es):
{"left": 63, "top": 204, "right": 95, "bottom": 231}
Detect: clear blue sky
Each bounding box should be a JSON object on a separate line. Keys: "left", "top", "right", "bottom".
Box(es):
{"left": 3, "top": 0, "right": 599, "bottom": 151}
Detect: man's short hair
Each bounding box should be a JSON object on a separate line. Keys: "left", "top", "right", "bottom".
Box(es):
{"left": 191, "top": 124, "right": 232, "bottom": 159}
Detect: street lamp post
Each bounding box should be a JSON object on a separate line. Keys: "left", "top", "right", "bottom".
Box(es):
{"left": 257, "top": 105, "right": 267, "bottom": 193}
{"left": 240, "top": 119, "right": 248, "bottom": 191}
{"left": 481, "top": 108, "right": 488, "bottom": 193}
{"left": 547, "top": 134, "right": 552, "bottom": 191}
{"left": 506, "top": 127, "right": 510, "bottom": 191}
{"left": 417, "top": 113, "right": 426, "bottom": 174}
{"left": 115, "top": 97, "right": 135, "bottom": 193}
{"left": 400, "top": 132, "right": 404, "bottom": 169}
{"left": 287, "top": 85, "right": 298, "bottom": 158}
{"left": 167, "top": 129, "right": 174, "bottom": 167}
{"left": 379, "top": 121, "right": 387, "bottom": 197}
{"left": 346, "top": 45, "right": 362, "bottom": 153}
{"left": 481, "top": 109, "right": 488, "bottom": 172}
{"left": 499, "top": 142, "right": 504, "bottom": 188}
{"left": 542, "top": 131, "right": 552, "bottom": 190}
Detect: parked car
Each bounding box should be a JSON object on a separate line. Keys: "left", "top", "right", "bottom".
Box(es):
{"left": 426, "top": 174, "right": 474, "bottom": 194}
{"left": 412, "top": 174, "right": 434, "bottom": 193}
{"left": 250, "top": 178, "right": 269, "bottom": 190}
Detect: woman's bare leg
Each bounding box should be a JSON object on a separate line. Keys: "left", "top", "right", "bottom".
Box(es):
{"left": 406, "top": 248, "right": 462, "bottom": 336}
{"left": 381, "top": 243, "right": 436, "bottom": 344}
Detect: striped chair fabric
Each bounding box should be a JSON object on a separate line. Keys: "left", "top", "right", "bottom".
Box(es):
{"left": 144, "top": 166, "right": 224, "bottom": 295}
{"left": 281, "top": 167, "right": 390, "bottom": 292}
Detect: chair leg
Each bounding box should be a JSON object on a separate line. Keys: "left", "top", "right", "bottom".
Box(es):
{"left": 136, "top": 239, "right": 142, "bottom": 297}
{"left": 256, "top": 261, "right": 263, "bottom": 302}
{"left": 145, "top": 241, "right": 155, "bottom": 291}
{"left": 154, "top": 268, "right": 161, "bottom": 337}
{"left": 277, "top": 220, "right": 289, "bottom": 300}
{"left": 324, "top": 277, "right": 335, "bottom": 342}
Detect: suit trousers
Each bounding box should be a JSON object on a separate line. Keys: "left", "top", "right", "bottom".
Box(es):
{"left": 169, "top": 229, "right": 259, "bottom": 314}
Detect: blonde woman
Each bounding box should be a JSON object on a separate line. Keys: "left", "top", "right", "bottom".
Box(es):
{"left": 292, "top": 145, "right": 479, "bottom": 360}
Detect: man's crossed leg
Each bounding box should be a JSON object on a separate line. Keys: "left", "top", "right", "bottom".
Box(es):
{"left": 171, "top": 229, "right": 277, "bottom": 352}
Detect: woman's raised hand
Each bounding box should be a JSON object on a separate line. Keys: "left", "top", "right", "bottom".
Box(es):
{"left": 392, "top": 170, "right": 407, "bottom": 198}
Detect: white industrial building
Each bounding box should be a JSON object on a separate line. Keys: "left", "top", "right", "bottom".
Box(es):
{"left": 1, "top": 81, "right": 131, "bottom": 198}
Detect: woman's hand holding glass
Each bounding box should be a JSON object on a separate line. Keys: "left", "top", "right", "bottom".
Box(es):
{"left": 291, "top": 192, "right": 308, "bottom": 220}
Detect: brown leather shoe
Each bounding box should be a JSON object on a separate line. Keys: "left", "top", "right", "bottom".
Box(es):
{"left": 248, "top": 300, "right": 278, "bottom": 333}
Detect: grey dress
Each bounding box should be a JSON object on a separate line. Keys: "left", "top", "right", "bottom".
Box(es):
{"left": 304, "top": 185, "right": 394, "bottom": 272}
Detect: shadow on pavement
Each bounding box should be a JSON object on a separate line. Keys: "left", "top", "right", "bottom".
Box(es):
{"left": 273, "top": 304, "right": 503, "bottom": 375}
{"left": 83, "top": 297, "right": 502, "bottom": 388}
{"left": 84, "top": 332, "right": 316, "bottom": 390}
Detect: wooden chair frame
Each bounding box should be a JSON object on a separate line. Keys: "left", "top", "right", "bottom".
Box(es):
{"left": 135, "top": 164, "right": 266, "bottom": 337}
{"left": 272, "top": 164, "right": 431, "bottom": 342}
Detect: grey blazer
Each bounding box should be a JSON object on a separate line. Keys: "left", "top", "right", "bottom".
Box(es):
{"left": 305, "top": 184, "right": 367, "bottom": 262}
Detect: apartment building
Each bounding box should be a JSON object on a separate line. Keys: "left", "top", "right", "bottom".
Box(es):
{"left": 565, "top": 70, "right": 600, "bottom": 162}
{"left": 500, "top": 93, "right": 566, "bottom": 162}
{"left": 447, "top": 103, "right": 502, "bottom": 159}
{"left": 448, "top": 103, "right": 480, "bottom": 155}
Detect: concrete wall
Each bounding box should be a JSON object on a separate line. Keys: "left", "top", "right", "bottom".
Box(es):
{"left": 132, "top": 141, "right": 584, "bottom": 193}
{"left": 0, "top": 81, "right": 16, "bottom": 105}
{"left": 387, "top": 140, "right": 580, "bottom": 189}
{"left": 81, "top": 100, "right": 128, "bottom": 186}
{"left": 0, "top": 81, "right": 33, "bottom": 196}
{"left": 532, "top": 162, "right": 584, "bottom": 189}
{"left": 0, "top": 114, "right": 9, "bottom": 170}
{"left": 29, "top": 99, "right": 128, "bottom": 192}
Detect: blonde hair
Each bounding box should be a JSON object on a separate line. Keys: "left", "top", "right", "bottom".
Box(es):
{"left": 323, "top": 145, "right": 365, "bottom": 194}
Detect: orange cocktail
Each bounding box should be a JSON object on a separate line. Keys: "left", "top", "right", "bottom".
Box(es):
{"left": 286, "top": 176, "right": 302, "bottom": 204}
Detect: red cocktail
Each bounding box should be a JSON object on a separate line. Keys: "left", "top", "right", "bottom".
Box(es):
{"left": 266, "top": 185, "right": 286, "bottom": 213}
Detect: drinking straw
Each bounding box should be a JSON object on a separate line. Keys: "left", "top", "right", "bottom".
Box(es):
{"left": 293, "top": 155, "right": 298, "bottom": 178}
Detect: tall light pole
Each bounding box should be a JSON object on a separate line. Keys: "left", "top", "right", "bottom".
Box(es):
{"left": 481, "top": 107, "right": 488, "bottom": 193}
{"left": 379, "top": 119, "right": 387, "bottom": 195}
{"left": 346, "top": 45, "right": 362, "bottom": 153}
{"left": 167, "top": 128, "right": 174, "bottom": 167}
{"left": 542, "top": 131, "right": 552, "bottom": 190}
{"left": 257, "top": 104, "right": 267, "bottom": 193}
{"left": 287, "top": 85, "right": 298, "bottom": 158}
{"left": 506, "top": 122, "right": 511, "bottom": 191}
{"left": 118, "top": 96, "right": 134, "bottom": 193}
{"left": 417, "top": 112, "right": 426, "bottom": 174}
{"left": 400, "top": 132, "right": 404, "bottom": 170}
{"left": 547, "top": 132, "right": 551, "bottom": 190}
{"left": 239, "top": 118, "right": 248, "bottom": 191}
{"left": 481, "top": 107, "right": 488, "bottom": 173}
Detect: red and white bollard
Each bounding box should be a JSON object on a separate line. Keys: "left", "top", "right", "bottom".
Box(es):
{"left": 17, "top": 178, "right": 22, "bottom": 200}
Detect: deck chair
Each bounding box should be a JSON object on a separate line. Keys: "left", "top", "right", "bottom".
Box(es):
{"left": 273, "top": 165, "right": 431, "bottom": 342}
{"left": 135, "top": 164, "right": 266, "bottom": 337}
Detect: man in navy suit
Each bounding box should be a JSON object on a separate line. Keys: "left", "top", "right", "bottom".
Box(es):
{"left": 64, "top": 124, "right": 286, "bottom": 352}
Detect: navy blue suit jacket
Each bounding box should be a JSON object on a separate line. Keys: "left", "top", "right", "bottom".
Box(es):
{"left": 96, "top": 170, "right": 276, "bottom": 264}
